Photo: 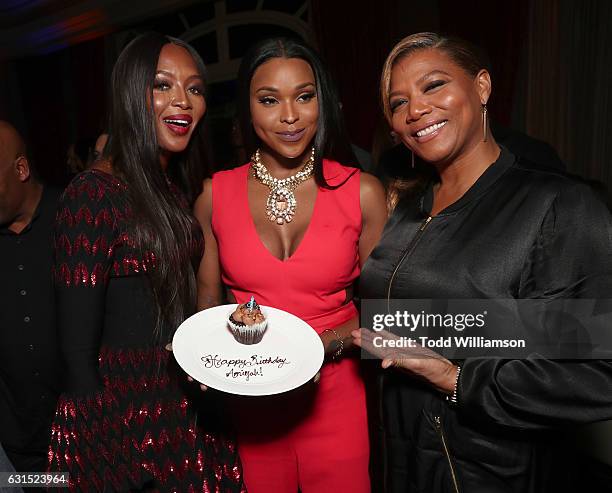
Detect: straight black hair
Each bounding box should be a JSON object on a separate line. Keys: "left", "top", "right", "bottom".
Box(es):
{"left": 106, "top": 32, "right": 209, "bottom": 338}
{"left": 237, "top": 37, "right": 358, "bottom": 187}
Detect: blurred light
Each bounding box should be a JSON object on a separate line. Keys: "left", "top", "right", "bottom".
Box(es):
{"left": 25, "top": 9, "right": 109, "bottom": 55}
{"left": 0, "top": 0, "right": 43, "bottom": 13}
{"left": 58, "top": 9, "right": 107, "bottom": 35}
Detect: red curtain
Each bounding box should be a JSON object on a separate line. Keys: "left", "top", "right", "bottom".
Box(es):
{"left": 310, "top": 0, "right": 400, "bottom": 150}
{"left": 14, "top": 37, "right": 107, "bottom": 185}
{"left": 311, "top": 0, "right": 527, "bottom": 149}
{"left": 437, "top": 0, "right": 529, "bottom": 127}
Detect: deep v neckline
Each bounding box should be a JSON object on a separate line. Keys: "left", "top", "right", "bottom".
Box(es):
{"left": 243, "top": 164, "right": 320, "bottom": 263}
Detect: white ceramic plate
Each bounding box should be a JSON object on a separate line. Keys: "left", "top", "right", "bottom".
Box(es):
{"left": 172, "top": 304, "right": 324, "bottom": 396}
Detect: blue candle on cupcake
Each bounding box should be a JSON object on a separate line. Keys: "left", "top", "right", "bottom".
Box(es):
{"left": 228, "top": 296, "right": 268, "bottom": 345}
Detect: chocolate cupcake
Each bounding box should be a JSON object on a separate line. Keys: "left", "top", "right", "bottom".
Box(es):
{"left": 228, "top": 296, "right": 268, "bottom": 345}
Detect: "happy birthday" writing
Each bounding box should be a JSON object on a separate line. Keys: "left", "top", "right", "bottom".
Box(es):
{"left": 201, "top": 354, "right": 291, "bottom": 381}
{"left": 201, "top": 354, "right": 290, "bottom": 370}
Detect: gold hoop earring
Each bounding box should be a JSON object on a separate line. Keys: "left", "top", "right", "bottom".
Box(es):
{"left": 482, "top": 104, "right": 488, "bottom": 142}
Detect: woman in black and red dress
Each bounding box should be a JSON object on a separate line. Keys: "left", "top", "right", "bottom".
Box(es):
{"left": 48, "top": 33, "right": 245, "bottom": 492}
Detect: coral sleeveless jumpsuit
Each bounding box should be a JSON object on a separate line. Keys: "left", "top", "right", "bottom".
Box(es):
{"left": 211, "top": 159, "right": 370, "bottom": 493}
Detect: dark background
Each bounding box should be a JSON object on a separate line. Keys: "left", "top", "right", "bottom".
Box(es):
{"left": 0, "top": 0, "right": 610, "bottom": 193}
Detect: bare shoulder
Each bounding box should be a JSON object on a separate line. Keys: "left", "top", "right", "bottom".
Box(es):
{"left": 360, "top": 172, "right": 386, "bottom": 204}
{"left": 90, "top": 158, "right": 114, "bottom": 174}
{"left": 193, "top": 178, "right": 213, "bottom": 223}
{"left": 357, "top": 172, "right": 387, "bottom": 261}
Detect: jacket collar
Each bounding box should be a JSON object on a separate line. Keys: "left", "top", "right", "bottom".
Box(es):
{"left": 420, "top": 145, "right": 517, "bottom": 216}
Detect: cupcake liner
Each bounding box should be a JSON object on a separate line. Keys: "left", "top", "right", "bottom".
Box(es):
{"left": 228, "top": 317, "right": 268, "bottom": 345}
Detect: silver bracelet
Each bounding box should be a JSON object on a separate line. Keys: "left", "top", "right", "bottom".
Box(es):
{"left": 446, "top": 365, "right": 461, "bottom": 405}
{"left": 322, "top": 328, "right": 344, "bottom": 360}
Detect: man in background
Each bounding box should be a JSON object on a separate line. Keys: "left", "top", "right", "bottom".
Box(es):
{"left": 0, "top": 121, "right": 61, "bottom": 472}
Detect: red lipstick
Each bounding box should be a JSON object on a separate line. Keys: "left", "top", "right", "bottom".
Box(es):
{"left": 163, "top": 114, "right": 193, "bottom": 136}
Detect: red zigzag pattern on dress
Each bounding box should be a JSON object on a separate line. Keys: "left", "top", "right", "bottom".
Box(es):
{"left": 48, "top": 347, "right": 244, "bottom": 492}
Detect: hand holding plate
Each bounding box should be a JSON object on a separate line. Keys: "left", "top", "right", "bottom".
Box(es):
{"left": 166, "top": 342, "right": 208, "bottom": 391}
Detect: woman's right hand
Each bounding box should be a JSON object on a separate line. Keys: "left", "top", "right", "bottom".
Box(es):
{"left": 165, "top": 343, "right": 208, "bottom": 391}
{"left": 187, "top": 375, "right": 208, "bottom": 392}
{"left": 351, "top": 328, "right": 457, "bottom": 394}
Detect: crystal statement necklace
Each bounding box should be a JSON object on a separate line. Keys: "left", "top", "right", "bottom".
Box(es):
{"left": 251, "top": 147, "right": 315, "bottom": 225}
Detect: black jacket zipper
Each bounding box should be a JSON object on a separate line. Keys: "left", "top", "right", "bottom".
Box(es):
{"left": 434, "top": 415, "right": 461, "bottom": 493}
{"left": 386, "top": 215, "right": 432, "bottom": 310}
{"left": 378, "top": 216, "right": 432, "bottom": 491}
{"left": 384, "top": 214, "right": 460, "bottom": 492}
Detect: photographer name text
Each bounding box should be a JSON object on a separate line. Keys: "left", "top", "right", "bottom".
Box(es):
{"left": 374, "top": 336, "right": 526, "bottom": 348}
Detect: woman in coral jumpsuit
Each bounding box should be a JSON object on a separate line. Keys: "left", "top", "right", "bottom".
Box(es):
{"left": 194, "top": 38, "right": 387, "bottom": 493}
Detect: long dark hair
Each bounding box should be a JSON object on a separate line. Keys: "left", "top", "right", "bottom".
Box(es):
{"left": 237, "top": 37, "right": 357, "bottom": 187}
{"left": 106, "top": 32, "right": 208, "bottom": 337}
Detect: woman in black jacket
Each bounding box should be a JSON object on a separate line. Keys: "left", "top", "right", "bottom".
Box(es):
{"left": 354, "top": 32, "right": 612, "bottom": 493}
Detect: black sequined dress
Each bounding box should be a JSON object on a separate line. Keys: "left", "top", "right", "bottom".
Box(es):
{"left": 48, "top": 170, "right": 245, "bottom": 492}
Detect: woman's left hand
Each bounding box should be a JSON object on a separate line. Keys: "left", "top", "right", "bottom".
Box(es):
{"left": 351, "top": 328, "right": 458, "bottom": 394}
